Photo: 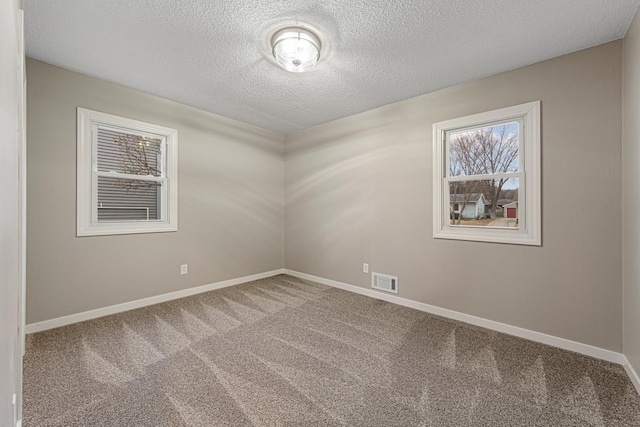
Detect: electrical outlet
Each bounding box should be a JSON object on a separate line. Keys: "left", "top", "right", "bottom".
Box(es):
{"left": 180, "top": 264, "right": 188, "bottom": 275}
{"left": 363, "top": 263, "right": 369, "bottom": 273}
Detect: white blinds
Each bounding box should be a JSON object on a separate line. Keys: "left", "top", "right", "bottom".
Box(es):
{"left": 95, "top": 127, "right": 163, "bottom": 222}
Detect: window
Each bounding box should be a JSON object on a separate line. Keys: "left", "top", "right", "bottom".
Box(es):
{"left": 432, "top": 101, "right": 540, "bottom": 245}
{"left": 77, "top": 108, "right": 178, "bottom": 236}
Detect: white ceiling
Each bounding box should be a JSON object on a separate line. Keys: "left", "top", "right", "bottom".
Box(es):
{"left": 24, "top": 0, "right": 639, "bottom": 134}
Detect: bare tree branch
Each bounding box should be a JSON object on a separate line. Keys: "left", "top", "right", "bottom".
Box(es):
{"left": 113, "top": 134, "right": 161, "bottom": 192}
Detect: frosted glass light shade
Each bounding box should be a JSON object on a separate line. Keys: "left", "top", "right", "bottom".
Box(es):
{"left": 271, "top": 27, "right": 321, "bottom": 72}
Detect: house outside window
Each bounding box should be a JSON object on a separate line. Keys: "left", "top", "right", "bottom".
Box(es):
{"left": 451, "top": 193, "right": 485, "bottom": 220}
{"left": 77, "top": 108, "right": 178, "bottom": 236}
{"left": 432, "top": 101, "right": 541, "bottom": 245}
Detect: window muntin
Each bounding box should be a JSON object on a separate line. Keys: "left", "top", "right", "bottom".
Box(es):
{"left": 433, "top": 101, "right": 540, "bottom": 245}
{"left": 77, "top": 108, "right": 178, "bottom": 236}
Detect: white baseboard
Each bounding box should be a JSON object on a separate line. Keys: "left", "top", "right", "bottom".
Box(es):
{"left": 25, "top": 269, "right": 285, "bottom": 334}
{"left": 284, "top": 269, "right": 626, "bottom": 365}
{"left": 622, "top": 355, "right": 640, "bottom": 395}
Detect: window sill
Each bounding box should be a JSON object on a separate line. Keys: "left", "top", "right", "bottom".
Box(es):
{"left": 433, "top": 228, "right": 541, "bottom": 246}
{"left": 77, "top": 223, "right": 177, "bottom": 237}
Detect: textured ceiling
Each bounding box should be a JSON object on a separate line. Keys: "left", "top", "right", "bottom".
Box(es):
{"left": 24, "top": 0, "right": 640, "bottom": 134}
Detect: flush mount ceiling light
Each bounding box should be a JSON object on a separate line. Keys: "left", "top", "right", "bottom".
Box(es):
{"left": 271, "top": 27, "right": 321, "bottom": 73}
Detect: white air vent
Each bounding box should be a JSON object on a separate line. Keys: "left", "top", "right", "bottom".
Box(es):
{"left": 372, "top": 272, "right": 398, "bottom": 294}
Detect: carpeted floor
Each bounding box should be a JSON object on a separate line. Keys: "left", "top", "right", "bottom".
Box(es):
{"left": 23, "top": 274, "right": 640, "bottom": 426}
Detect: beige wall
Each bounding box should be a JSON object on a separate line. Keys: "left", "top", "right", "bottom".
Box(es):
{"left": 26, "top": 59, "right": 284, "bottom": 324}
{"left": 623, "top": 12, "right": 640, "bottom": 376}
{"left": 285, "top": 41, "right": 623, "bottom": 351}
{"left": 27, "top": 39, "right": 628, "bottom": 353}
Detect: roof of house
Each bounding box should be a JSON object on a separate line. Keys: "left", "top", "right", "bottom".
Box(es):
{"left": 504, "top": 201, "right": 518, "bottom": 208}
{"left": 485, "top": 199, "right": 514, "bottom": 206}
{"left": 450, "top": 193, "right": 484, "bottom": 203}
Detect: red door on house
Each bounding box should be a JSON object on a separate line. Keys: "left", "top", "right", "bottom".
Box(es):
{"left": 506, "top": 207, "right": 517, "bottom": 218}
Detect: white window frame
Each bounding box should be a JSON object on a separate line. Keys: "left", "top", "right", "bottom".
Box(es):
{"left": 433, "top": 101, "right": 541, "bottom": 246}
{"left": 77, "top": 108, "right": 178, "bottom": 236}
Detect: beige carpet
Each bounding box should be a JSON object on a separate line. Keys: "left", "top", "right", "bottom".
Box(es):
{"left": 23, "top": 274, "right": 640, "bottom": 426}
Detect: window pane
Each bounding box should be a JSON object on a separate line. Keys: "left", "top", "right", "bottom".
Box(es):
{"left": 449, "top": 178, "right": 519, "bottom": 228}
{"left": 448, "top": 121, "right": 519, "bottom": 177}
{"left": 97, "top": 176, "right": 161, "bottom": 222}
{"left": 97, "top": 127, "right": 162, "bottom": 177}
